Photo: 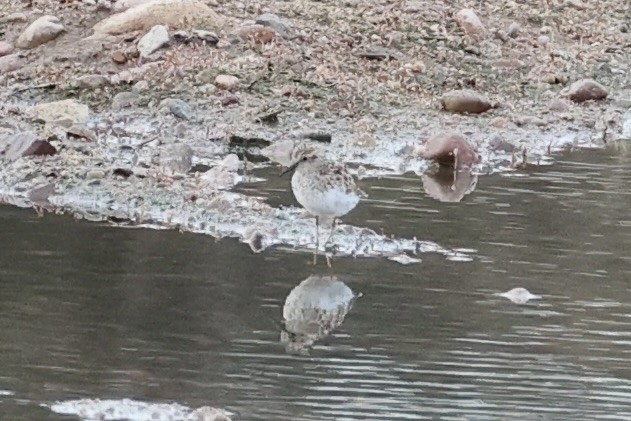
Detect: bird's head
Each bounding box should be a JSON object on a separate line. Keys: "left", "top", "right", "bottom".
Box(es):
{"left": 280, "top": 146, "right": 318, "bottom": 176}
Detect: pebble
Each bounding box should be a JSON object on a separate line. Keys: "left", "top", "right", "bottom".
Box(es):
{"left": 418, "top": 132, "right": 480, "bottom": 169}
{"left": 215, "top": 74, "right": 239, "bottom": 90}
{"left": 455, "top": 8, "right": 485, "bottom": 38}
{"left": 441, "top": 89, "right": 493, "bottom": 114}
{"left": 563, "top": 79, "right": 609, "bottom": 103}
{"left": 16, "top": 15, "right": 65, "bottom": 49}
{"left": 137, "top": 24, "right": 169, "bottom": 57}
{"left": 111, "top": 50, "right": 128, "bottom": 64}
{"left": 26, "top": 99, "right": 90, "bottom": 127}
{"left": 489, "top": 117, "right": 510, "bottom": 128}
{"left": 132, "top": 80, "right": 149, "bottom": 92}
{"left": 158, "top": 143, "right": 194, "bottom": 173}
{"left": 86, "top": 169, "right": 107, "bottom": 180}
{"left": 0, "top": 41, "right": 14, "bottom": 57}
{"left": 0, "top": 54, "right": 23, "bottom": 74}
{"left": 76, "top": 74, "right": 109, "bottom": 89}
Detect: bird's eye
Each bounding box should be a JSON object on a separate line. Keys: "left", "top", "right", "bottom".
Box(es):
{"left": 302, "top": 156, "right": 309, "bottom": 161}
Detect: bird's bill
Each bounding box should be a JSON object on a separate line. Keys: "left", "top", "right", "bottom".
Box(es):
{"left": 280, "top": 161, "right": 299, "bottom": 177}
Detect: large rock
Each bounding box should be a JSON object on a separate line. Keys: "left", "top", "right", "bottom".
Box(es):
{"left": 16, "top": 15, "right": 64, "bottom": 49}
{"left": 92, "top": 0, "right": 224, "bottom": 36}
{"left": 563, "top": 79, "right": 608, "bottom": 103}
{"left": 441, "top": 89, "right": 492, "bottom": 114}
{"left": 418, "top": 131, "right": 480, "bottom": 169}
{"left": 137, "top": 24, "right": 169, "bottom": 57}
{"left": 26, "top": 99, "right": 90, "bottom": 126}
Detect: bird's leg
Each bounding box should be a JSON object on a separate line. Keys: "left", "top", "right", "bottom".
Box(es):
{"left": 324, "top": 218, "right": 337, "bottom": 248}
{"left": 312, "top": 215, "right": 319, "bottom": 266}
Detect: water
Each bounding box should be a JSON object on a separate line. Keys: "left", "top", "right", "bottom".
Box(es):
{"left": 2, "top": 148, "right": 631, "bottom": 420}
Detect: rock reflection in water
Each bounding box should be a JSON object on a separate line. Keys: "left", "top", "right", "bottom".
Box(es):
{"left": 421, "top": 166, "right": 478, "bottom": 203}
{"left": 281, "top": 274, "right": 360, "bottom": 354}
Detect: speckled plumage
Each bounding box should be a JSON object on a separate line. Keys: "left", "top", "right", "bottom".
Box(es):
{"left": 289, "top": 148, "right": 362, "bottom": 223}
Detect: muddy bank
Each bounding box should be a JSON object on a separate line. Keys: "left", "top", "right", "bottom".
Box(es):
{"left": 1, "top": 0, "right": 630, "bottom": 263}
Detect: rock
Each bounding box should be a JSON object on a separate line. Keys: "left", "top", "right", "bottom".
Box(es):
{"left": 137, "top": 24, "right": 169, "bottom": 57}
{"left": 86, "top": 169, "right": 107, "bottom": 180}
{"left": 0, "top": 132, "right": 57, "bottom": 162}
{"left": 489, "top": 116, "right": 509, "bottom": 128}
{"left": 111, "top": 50, "right": 128, "bottom": 64}
{"left": 92, "top": 0, "right": 224, "bottom": 36}
{"left": 111, "top": 91, "right": 141, "bottom": 109}
{"left": 76, "top": 74, "right": 109, "bottom": 89}
{"left": 27, "top": 99, "right": 90, "bottom": 126}
{"left": 191, "top": 29, "right": 219, "bottom": 44}
{"left": 67, "top": 125, "right": 98, "bottom": 142}
{"left": 537, "top": 34, "right": 550, "bottom": 46}
{"left": 16, "top": 15, "right": 65, "bottom": 49}
{"left": 0, "top": 41, "right": 14, "bottom": 57}
{"left": 441, "top": 89, "right": 492, "bottom": 114}
{"left": 0, "top": 54, "right": 23, "bottom": 74}
{"left": 621, "top": 109, "right": 631, "bottom": 140}
{"left": 214, "top": 74, "right": 239, "bottom": 90}
{"left": 548, "top": 98, "right": 570, "bottom": 112}
{"left": 418, "top": 131, "right": 480, "bottom": 169}
{"left": 563, "top": 79, "right": 609, "bottom": 103}
{"left": 455, "top": 8, "right": 485, "bottom": 38}
{"left": 255, "top": 13, "right": 291, "bottom": 36}
{"left": 132, "top": 80, "right": 149, "bottom": 92}
{"left": 159, "top": 97, "right": 193, "bottom": 120}
{"left": 158, "top": 143, "right": 194, "bottom": 173}
{"left": 236, "top": 24, "right": 277, "bottom": 44}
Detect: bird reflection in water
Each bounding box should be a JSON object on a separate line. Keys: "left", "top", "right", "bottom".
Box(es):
{"left": 421, "top": 166, "right": 478, "bottom": 203}
{"left": 280, "top": 274, "right": 361, "bottom": 354}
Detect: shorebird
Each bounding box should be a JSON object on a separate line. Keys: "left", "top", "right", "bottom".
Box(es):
{"left": 281, "top": 146, "right": 364, "bottom": 265}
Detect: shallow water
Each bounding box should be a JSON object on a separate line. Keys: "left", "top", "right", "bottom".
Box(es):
{"left": 2, "top": 148, "right": 631, "bottom": 420}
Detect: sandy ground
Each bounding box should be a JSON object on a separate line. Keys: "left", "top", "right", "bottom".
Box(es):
{"left": 0, "top": 0, "right": 630, "bottom": 264}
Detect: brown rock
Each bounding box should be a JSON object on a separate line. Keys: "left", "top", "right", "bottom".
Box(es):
{"left": 111, "top": 50, "right": 128, "bottom": 64}
{"left": 441, "top": 89, "right": 492, "bottom": 114}
{"left": 0, "top": 132, "right": 57, "bottom": 162}
{"left": 419, "top": 132, "right": 480, "bottom": 169}
{"left": 0, "top": 41, "right": 14, "bottom": 57}
{"left": 564, "top": 79, "right": 608, "bottom": 103}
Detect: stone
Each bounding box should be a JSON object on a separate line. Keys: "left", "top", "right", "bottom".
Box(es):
{"left": 255, "top": 13, "right": 291, "bottom": 36}
{"left": 214, "top": 74, "right": 239, "bottom": 90}
{"left": 26, "top": 99, "right": 90, "bottom": 126}
{"left": 76, "top": 74, "right": 109, "bottom": 89}
{"left": 563, "top": 79, "right": 608, "bottom": 103}
{"left": 111, "top": 91, "right": 141, "bottom": 109}
{"left": 507, "top": 22, "right": 520, "bottom": 38}
{"left": 137, "top": 24, "right": 169, "bottom": 57}
{"left": 0, "top": 41, "right": 14, "bottom": 57}
{"left": 189, "top": 406, "right": 232, "bottom": 421}
{"left": 2, "top": 12, "right": 28, "bottom": 23}
{"left": 159, "top": 98, "right": 193, "bottom": 120}
{"left": 0, "top": 132, "right": 57, "bottom": 162}
{"left": 621, "top": 109, "right": 631, "bottom": 140}
{"left": 418, "top": 131, "right": 480, "bottom": 169}
{"left": 92, "top": 0, "right": 224, "bottom": 36}
{"left": 441, "top": 89, "right": 492, "bottom": 114}
{"left": 132, "top": 80, "right": 149, "bottom": 92}
{"left": 0, "top": 54, "right": 23, "bottom": 74}
{"left": 236, "top": 24, "right": 277, "bottom": 44}
{"left": 489, "top": 117, "right": 510, "bottom": 128}
{"left": 16, "top": 15, "right": 65, "bottom": 49}
{"left": 455, "top": 8, "right": 485, "bottom": 38}
{"left": 497, "top": 287, "right": 541, "bottom": 304}
{"left": 111, "top": 50, "right": 128, "bottom": 64}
